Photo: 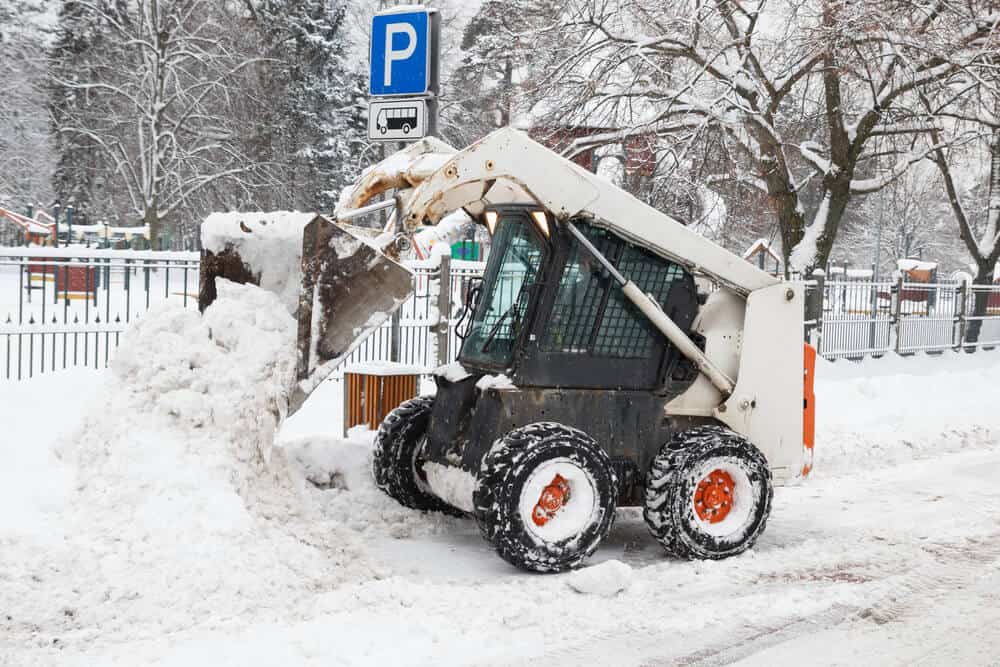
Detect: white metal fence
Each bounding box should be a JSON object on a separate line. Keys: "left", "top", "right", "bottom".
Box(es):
{"left": 0, "top": 248, "right": 483, "bottom": 381}
{"left": 6, "top": 248, "right": 1000, "bottom": 380}
{"left": 1, "top": 248, "right": 200, "bottom": 379}
{"left": 812, "top": 276, "right": 1000, "bottom": 359}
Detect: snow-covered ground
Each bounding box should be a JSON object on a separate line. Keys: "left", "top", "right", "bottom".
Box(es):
{"left": 3, "top": 289, "right": 1000, "bottom": 665}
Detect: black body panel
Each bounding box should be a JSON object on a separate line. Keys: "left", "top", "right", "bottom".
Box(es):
{"left": 423, "top": 208, "right": 710, "bottom": 508}
{"left": 425, "top": 377, "right": 675, "bottom": 506}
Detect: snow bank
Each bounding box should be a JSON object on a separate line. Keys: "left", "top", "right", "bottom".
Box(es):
{"left": 813, "top": 349, "right": 1000, "bottom": 474}
{"left": 1, "top": 282, "right": 391, "bottom": 655}
{"left": 201, "top": 211, "right": 315, "bottom": 313}
{"left": 0, "top": 369, "right": 100, "bottom": 543}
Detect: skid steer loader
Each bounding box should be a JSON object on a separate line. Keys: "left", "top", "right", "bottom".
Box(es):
{"left": 199, "top": 128, "right": 816, "bottom": 573}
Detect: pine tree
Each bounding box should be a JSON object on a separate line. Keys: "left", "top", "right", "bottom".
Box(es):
{"left": 254, "top": 0, "right": 367, "bottom": 211}
{"left": 0, "top": 0, "right": 56, "bottom": 208}
{"left": 444, "top": 0, "right": 561, "bottom": 146}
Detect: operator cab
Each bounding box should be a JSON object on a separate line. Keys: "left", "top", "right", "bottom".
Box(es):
{"left": 456, "top": 204, "right": 701, "bottom": 392}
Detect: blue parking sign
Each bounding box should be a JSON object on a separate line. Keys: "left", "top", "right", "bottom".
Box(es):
{"left": 370, "top": 10, "right": 431, "bottom": 96}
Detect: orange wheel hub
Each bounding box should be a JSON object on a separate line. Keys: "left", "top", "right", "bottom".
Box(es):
{"left": 532, "top": 474, "right": 571, "bottom": 527}
{"left": 693, "top": 469, "right": 735, "bottom": 523}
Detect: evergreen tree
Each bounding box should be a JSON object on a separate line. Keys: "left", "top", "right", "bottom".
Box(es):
{"left": 254, "top": 0, "right": 367, "bottom": 211}
{"left": 47, "top": 0, "right": 120, "bottom": 221}
{"left": 444, "top": 0, "right": 561, "bottom": 146}
{"left": 0, "top": 0, "right": 56, "bottom": 208}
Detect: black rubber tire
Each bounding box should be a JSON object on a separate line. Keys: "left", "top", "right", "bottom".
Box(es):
{"left": 473, "top": 422, "right": 618, "bottom": 573}
{"left": 644, "top": 425, "right": 773, "bottom": 560}
{"left": 372, "top": 396, "right": 460, "bottom": 515}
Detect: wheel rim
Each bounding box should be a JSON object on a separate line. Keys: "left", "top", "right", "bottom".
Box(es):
{"left": 693, "top": 469, "right": 735, "bottom": 523}
{"left": 520, "top": 458, "right": 598, "bottom": 543}
{"left": 689, "top": 460, "right": 756, "bottom": 538}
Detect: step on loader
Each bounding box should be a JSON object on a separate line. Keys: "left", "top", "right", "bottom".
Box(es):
{"left": 199, "top": 128, "right": 817, "bottom": 573}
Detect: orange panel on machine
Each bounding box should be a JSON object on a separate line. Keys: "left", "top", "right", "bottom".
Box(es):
{"left": 802, "top": 343, "right": 817, "bottom": 477}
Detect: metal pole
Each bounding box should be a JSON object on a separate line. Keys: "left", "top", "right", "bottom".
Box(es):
{"left": 436, "top": 254, "right": 451, "bottom": 366}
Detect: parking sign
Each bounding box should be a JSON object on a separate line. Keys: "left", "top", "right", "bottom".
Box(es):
{"left": 370, "top": 9, "right": 436, "bottom": 96}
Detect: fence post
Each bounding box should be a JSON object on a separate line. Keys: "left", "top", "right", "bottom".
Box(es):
{"left": 805, "top": 269, "right": 824, "bottom": 348}
{"left": 436, "top": 254, "right": 452, "bottom": 367}
{"left": 389, "top": 310, "right": 401, "bottom": 363}
{"left": 956, "top": 280, "right": 968, "bottom": 350}
{"left": 892, "top": 275, "right": 904, "bottom": 354}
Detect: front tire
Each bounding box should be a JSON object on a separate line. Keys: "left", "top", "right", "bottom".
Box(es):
{"left": 473, "top": 423, "right": 618, "bottom": 573}
{"left": 372, "top": 396, "right": 458, "bottom": 515}
{"left": 644, "top": 425, "right": 772, "bottom": 560}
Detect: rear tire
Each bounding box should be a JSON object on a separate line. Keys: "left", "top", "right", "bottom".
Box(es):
{"left": 372, "top": 396, "right": 460, "bottom": 515}
{"left": 473, "top": 423, "right": 618, "bottom": 573}
{"left": 643, "top": 425, "right": 772, "bottom": 560}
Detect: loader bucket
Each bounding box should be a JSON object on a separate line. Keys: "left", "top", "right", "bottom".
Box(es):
{"left": 198, "top": 212, "right": 413, "bottom": 416}
{"left": 291, "top": 217, "right": 413, "bottom": 412}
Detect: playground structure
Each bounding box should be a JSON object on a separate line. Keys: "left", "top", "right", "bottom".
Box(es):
{"left": 1, "top": 206, "right": 152, "bottom": 249}
{"left": 0, "top": 207, "right": 101, "bottom": 301}
{"left": 0, "top": 207, "right": 56, "bottom": 246}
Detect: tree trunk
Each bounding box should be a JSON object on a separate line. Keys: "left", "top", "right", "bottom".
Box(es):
{"left": 967, "top": 261, "right": 993, "bottom": 345}
{"left": 145, "top": 205, "right": 160, "bottom": 250}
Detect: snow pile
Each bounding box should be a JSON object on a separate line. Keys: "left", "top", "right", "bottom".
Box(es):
{"left": 201, "top": 211, "right": 316, "bottom": 313}
{"left": 423, "top": 462, "right": 476, "bottom": 513}
{"left": 2, "top": 281, "right": 384, "bottom": 654}
{"left": 566, "top": 559, "right": 633, "bottom": 596}
{"left": 813, "top": 349, "right": 1000, "bottom": 474}
{"left": 280, "top": 434, "right": 461, "bottom": 539}
{"left": 0, "top": 370, "right": 96, "bottom": 543}
{"left": 110, "top": 280, "right": 297, "bottom": 497}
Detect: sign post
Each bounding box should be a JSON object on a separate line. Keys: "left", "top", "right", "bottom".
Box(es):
{"left": 368, "top": 7, "right": 440, "bottom": 142}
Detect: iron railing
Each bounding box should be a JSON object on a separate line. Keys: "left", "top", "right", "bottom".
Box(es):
{"left": 811, "top": 275, "right": 1000, "bottom": 359}
{"left": 6, "top": 248, "right": 1000, "bottom": 380}
{"left": 1, "top": 248, "right": 200, "bottom": 379}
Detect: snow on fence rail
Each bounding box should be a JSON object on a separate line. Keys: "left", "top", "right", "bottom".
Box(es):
{"left": 5, "top": 248, "right": 1000, "bottom": 380}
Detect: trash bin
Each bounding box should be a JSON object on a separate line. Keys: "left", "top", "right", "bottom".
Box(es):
{"left": 343, "top": 362, "right": 423, "bottom": 434}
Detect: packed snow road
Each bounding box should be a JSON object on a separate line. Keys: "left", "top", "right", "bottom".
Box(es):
{"left": 3, "top": 293, "right": 1000, "bottom": 665}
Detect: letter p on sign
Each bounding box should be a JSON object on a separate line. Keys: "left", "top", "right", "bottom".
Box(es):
{"left": 370, "top": 10, "right": 431, "bottom": 96}
{"left": 384, "top": 24, "right": 416, "bottom": 87}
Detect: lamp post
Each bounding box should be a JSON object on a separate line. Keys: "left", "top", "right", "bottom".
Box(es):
{"left": 66, "top": 206, "right": 74, "bottom": 248}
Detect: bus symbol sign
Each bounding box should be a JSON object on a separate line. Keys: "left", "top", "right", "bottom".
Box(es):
{"left": 368, "top": 99, "right": 429, "bottom": 142}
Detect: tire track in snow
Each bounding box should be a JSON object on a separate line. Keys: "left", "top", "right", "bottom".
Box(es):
{"left": 526, "top": 447, "right": 1000, "bottom": 667}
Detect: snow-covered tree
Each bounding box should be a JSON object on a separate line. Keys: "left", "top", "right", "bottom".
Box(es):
{"left": 0, "top": 0, "right": 56, "bottom": 208}
{"left": 527, "top": 0, "right": 1000, "bottom": 275}
{"left": 49, "top": 0, "right": 271, "bottom": 246}
{"left": 443, "top": 0, "right": 561, "bottom": 146}
{"left": 249, "top": 0, "right": 367, "bottom": 211}
{"left": 928, "top": 88, "right": 1000, "bottom": 342}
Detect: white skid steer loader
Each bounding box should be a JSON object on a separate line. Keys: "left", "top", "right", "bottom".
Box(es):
{"left": 199, "top": 128, "right": 817, "bottom": 573}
